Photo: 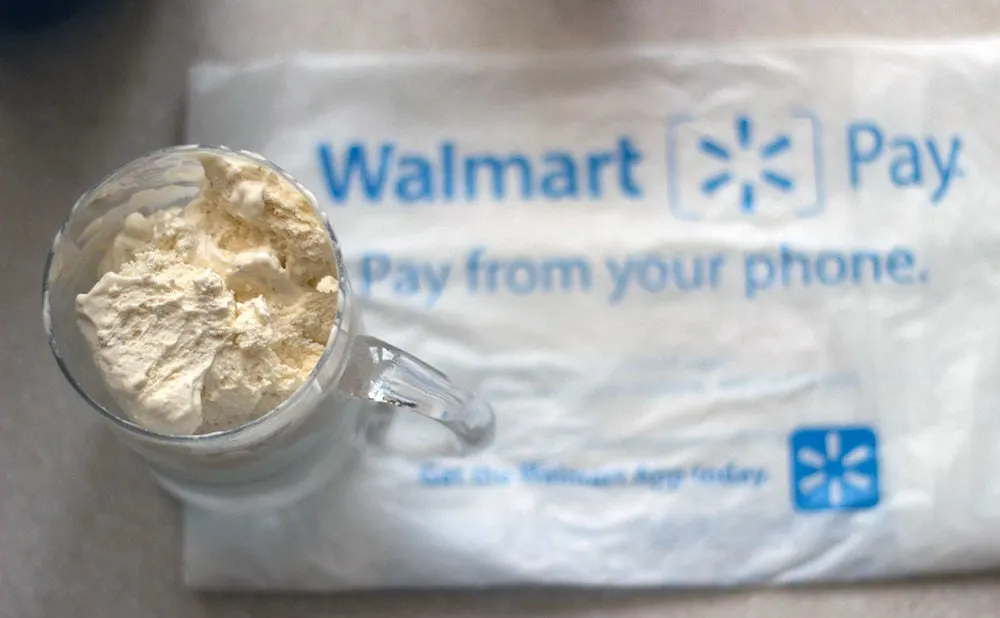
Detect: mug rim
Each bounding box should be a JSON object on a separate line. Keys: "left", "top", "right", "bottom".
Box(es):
{"left": 41, "top": 144, "right": 353, "bottom": 445}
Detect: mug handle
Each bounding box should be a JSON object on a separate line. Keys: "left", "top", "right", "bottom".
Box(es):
{"left": 345, "top": 334, "right": 495, "bottom": 455}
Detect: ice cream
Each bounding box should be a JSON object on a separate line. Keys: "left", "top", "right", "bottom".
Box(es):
{"left": 75, "top": 154, "right": 339, "bottom": 435}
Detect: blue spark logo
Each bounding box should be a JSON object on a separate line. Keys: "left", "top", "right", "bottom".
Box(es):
{"left": 698, "top": 115, "right": 795, "bottom": 213}
{"left": 789, "top": 426, "right": 880, "bottom": 512}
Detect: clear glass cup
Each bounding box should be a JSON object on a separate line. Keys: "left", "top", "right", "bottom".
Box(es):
{"left": 42, "top": 145, "right": 495, "bottom": 512}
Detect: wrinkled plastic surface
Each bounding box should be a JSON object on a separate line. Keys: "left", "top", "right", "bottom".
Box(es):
{"left": 183, "top": 41, "right": 1000, "bottom": 590}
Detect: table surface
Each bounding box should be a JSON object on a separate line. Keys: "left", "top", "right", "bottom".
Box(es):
{"left": 4, "top": 0, "right": 1000, "bottom": 616}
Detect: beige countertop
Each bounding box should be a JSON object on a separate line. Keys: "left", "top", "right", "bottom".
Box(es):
{"left": 3, "top": 1, "right": 1000, "bottom": 616}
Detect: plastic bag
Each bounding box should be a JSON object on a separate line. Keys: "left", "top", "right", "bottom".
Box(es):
{"left": 183, "top": 41, "right": 1000, "bottom": 590}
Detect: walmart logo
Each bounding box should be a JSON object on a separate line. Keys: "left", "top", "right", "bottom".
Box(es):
{"left": 789, "top": 426, "right": 880, "bottom": 512}
{"left": 667, "top": 109, "right": 825, "bottom": 220}
{"left": 698, "top": 115, "right": 795, "bottom": 213}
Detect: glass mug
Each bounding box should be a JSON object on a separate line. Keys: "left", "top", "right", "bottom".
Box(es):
{"left": 42, "top": 145, "right": 495, "bottom": 511}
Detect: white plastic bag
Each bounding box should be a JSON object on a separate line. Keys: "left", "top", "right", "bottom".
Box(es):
{"left": 183, "top": 41, "right": 1000, "bottom": 590}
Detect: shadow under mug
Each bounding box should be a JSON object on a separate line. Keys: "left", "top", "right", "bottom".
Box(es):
{"left": 42, "top": 145, "right": 495, "bottom": 512}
